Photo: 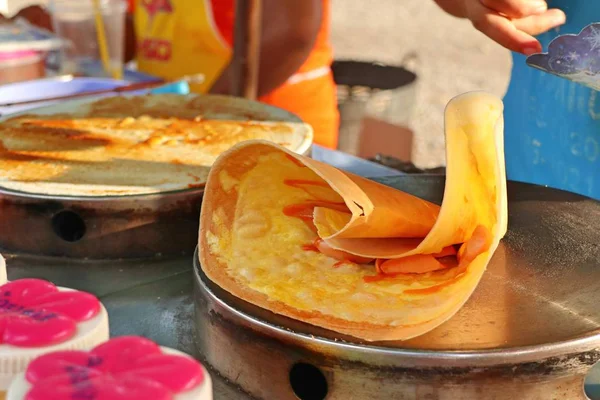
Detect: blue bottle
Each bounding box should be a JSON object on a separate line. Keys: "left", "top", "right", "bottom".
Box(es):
{"left": 503, "top": 1, "right": 600, "bottom": 199}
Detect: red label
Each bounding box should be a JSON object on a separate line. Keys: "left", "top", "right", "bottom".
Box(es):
{"left": 141, "top": 0, "right": 173, "bottom": 19}
{"left": 139, "top": 38, "right": 172, "bottom": 61}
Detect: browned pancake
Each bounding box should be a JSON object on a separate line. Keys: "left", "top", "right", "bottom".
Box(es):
{"left": 198, "top": 92, "right": 507, "bottom": 341}
{"left": 0, "top": 95, "right": 312, "bottom": 196}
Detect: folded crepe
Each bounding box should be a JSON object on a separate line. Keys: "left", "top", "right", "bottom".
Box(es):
{"left": 199, "top": 91, "right": 507, "bottom": 341}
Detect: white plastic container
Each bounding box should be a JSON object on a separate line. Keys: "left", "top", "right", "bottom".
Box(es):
{"left": 0, "top": 50, "right": 45, "bottom": 83}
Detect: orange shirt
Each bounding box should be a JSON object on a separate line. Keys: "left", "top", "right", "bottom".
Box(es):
{"left": 133, "top": 0, "right": 339, "bottom": 148}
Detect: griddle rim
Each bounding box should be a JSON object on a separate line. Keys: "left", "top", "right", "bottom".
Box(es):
{"left": 193, "top": 249, "right": 600, "bottom": 368}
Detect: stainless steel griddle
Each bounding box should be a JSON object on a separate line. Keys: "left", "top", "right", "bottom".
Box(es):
{"left": 4, "top": 176, "right": 600, "bottom": 400}
{"left": 0, "top": 94, "right": 312, "bottom": 259}
{"left": 194, "top": 176, "right": 600, "bottom": 400}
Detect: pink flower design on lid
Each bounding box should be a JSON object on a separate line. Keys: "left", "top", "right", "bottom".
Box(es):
{"left": 0, "top": 279, "right": 101, "bottom": 347}
{"left": 24, "top": 336, "right": 205, "bottom": 400}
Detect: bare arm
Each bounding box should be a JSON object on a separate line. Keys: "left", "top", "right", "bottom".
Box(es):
{"left": 210, "top": 0, "right": 322, "bottom": 97}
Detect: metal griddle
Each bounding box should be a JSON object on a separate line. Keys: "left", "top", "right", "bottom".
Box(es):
{"left": 0, "top": 94, "right": 312, "bottom": 259}
{"left": 4, "top": 176, "right": 600, "bottom": 400}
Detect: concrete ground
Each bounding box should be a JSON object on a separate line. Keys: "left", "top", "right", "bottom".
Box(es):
{"left": 330, "top": 0, "right": 513, "bottom": 168}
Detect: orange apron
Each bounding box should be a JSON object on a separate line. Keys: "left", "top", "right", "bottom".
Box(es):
{"left": 132, "top": 0, "right": 339, "bottom": 149}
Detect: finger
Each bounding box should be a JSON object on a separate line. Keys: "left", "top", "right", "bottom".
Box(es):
{"left": 471, "top": 10, "right": 542, "bottom": 54}
{"left": 513, "top": 8, "right": 566, "bottom": 36}
{"left": 480, "top": 0, "right": 548, "bottom": 19}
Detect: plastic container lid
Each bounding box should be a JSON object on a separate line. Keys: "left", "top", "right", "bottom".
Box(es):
{"left": 0, "top": 18, "right": 63, "bottom": 53}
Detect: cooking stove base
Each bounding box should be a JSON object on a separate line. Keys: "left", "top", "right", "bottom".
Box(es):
{"left": 3, "top": 176, "right": 600, "bottom": 400}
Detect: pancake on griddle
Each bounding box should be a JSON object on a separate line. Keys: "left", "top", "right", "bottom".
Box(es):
{"left": 0, "top": 95, "right": 312, "bottom": 196}
{"left": 199, "top": 92, "right": 507, "bottom": 341}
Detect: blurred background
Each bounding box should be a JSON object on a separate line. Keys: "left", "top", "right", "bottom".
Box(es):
{"left": 330, "top": 0, "right": 511, "bottom": 168}
{"left": 0, "top": 0, "right": 512, "bottom": 169}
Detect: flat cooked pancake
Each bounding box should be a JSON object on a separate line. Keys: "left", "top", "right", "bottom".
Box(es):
{"left": 199, "top": 92, "right": 507, "bottom": 341}
{"left": 0, "top": 95, "right": 312, "bottom": 196}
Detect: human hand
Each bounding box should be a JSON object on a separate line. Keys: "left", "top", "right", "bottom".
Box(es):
{"left": 435, "top": 0, "right": 566, "bottom": 54}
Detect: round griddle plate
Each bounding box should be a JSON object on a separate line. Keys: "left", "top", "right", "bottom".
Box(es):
{"left": 4, "top": 176, "right": 600, "bottom": 399}
{"left": 0, "top": 94, "right": 312, "bottom": 200}
{"left": 0, "top": 95, "right": 313, "bottom": 258}
{"left": 196, "top": 176, "right": 600, "bottom": 357}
